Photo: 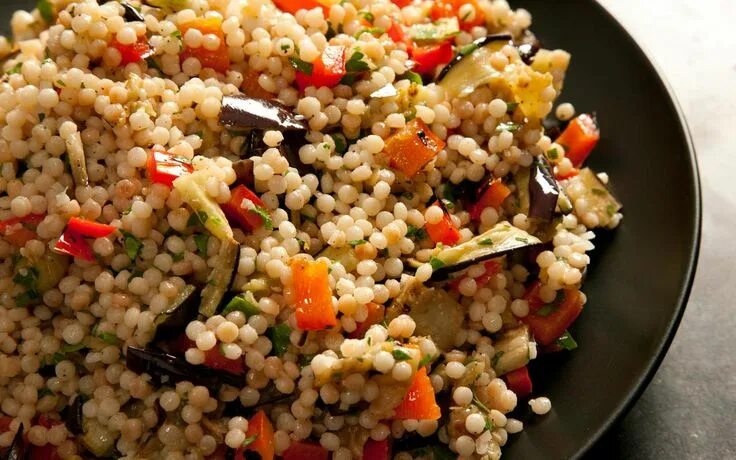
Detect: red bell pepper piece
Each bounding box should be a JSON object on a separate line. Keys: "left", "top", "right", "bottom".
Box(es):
{"left": 430, "top": 0, "right": 485, "bottom": 31}
{"left": 555, "top": 167, "right": 580, "bottom": 180}
{"left": 147, "top": 149, "right": 194, "bottom": 187}
{"left": 469, "top": 178, "right": 511, "bottom": 221}
{"left": 283, "top": 442, "right": 329, "bottom": 460}
{"left": 220, "top": 184, "right": 266, "bottom": 232}
{"left": 383, "top": 119, "right": 446, "bottom": 178}
{"left": 111, "top": 36, "right": 153, "bottom": 65}
{"left": 273, "top": 0, "right": 331, "bottom": 14}
{"left": 290, "top": 259, "right": 337, "bottom": 331}
{"left": 294, "top": 45, "right": 347, "bottom": 91}
{"left": 363, "top": 438, "right": 392, "bottom": 460}
{"left": 241, "top": 69, "right": 274, "bottom": 99}
{"left": 425, "top": 200, "right": 461, "bottom": 246}
{"left": 394, "top": 367, "right": 441, "bottom": 420}
{"left": 349, "top": 302, "right": 385, "bottom": 339}
{"left": 172, "top": 335, "right": 244, "bottom": 375}
{"left": 66, "top": 217, "right": 116, "bottom": 238}
{"left": 410, "top": 42, "right": 454, "bottom": 75}
{"left": 504, "top": 366, "right": 533, "bottom": 398}
{"left": 523, "top": 288, "right": 584, "bottom": 345}
{"left": 448, "top": 259, "right": 502, "bottom": 291}
{"left": 53, "top": 229, "right": 95, "bottom": 262}
{"left": 391, "top": 0, "right": 412, "bottom": 7}
{"left": 0, "top": 416, "right": 12, "bottom": 432}
{"left": 554, "top": 114, "right": 600, "bottom": 167}
{"left": 0, "top": 214, "right": 45, "bottom": 247}
{"left": 387, "top": 18, "right": 407, "bottom": 43}
{"left": 237, "top": 410, "right": 275, "bottom": 460}
{"left": 205, "top": 445, "right": 228, "bottom": 460}
{"left": 179, "top": 17, "right": 230, "bottom": 73}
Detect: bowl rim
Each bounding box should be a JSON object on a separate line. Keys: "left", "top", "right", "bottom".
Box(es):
{"left": 573, "top": 1, "right": 703, "bottom": 458}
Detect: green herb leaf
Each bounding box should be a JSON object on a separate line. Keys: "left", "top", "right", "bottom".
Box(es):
{"left": 459, "top": 43, "right": 479, "bottom": 56}
{"left": 546, "top": 147, "right": 559, "bottom": 160}
{"left": 249, "top": 206, "right": 273, "bottom": 230}
{"left": 478, "top": 238, "right": 494, "bottom": 245}
{"left": 6, "top": 62, "right": 22, "bottom": 75}
{"left": 402, "top": 71, "right": 423, "bottom": 85}
{"left": 349, "top": 239, "right": 367, "bottom": 247}
{"left": 345, "top": 50, "right": 370, "bottom": 72}
{"left": 418, "top": 354, "right": 434, "bottom": 367}
{"left": 38, "top": 388, "right": 54, "bottom": 398}
{"left": 506, "top": 102, "right": 519, "bottom": 112}
{"left": 96, "top": 332, "right": 121, "bottom": 346}
{"left": 606, "top": 204, "right": 617, "bottom": 217}
{"left": 408, "top": 18, "right": 460, "bottom": 44}
{"left": 289, "top": 56, "right": 313, "bottom": 75}
{"left": 491, "top": 350, "right": 505, "bottom": 368}
{"left": 171, "top": 252, "right": 184, "bottom": 262}
{"left": 429, "top": 256, "right": 445, "bottom": 271}
{"left": 13, "top": 267, "right": 39, "bottom": 290}
{"left": 406, "top": 225, "right": 427, "bottom": 241}
{"left": 514, "top": 236, "right": 529, "bottom": 243}
{"left": 15, "top": 291, "right": 38, "bottom": 308}
{"left": 473, "top": 395, "right": 492, "bottom": 414}
{"left": 442, "top": 182, "right": 458, "bottom": 203}
{"left": 37, "top": 0, "right": 54, "bottom": 24}
{"left": 171, "top": 30, "right": 182, "bottom": 40}
{"left": 331, "top": 133, "right": 348, "bottom": 154}
{"left": 358, "top": 11, "right": 375, "bottom": 23}
{"left": 55, "top": 79, "right": 66, "bottom": 87}
{"left": 496, "top": 121, "right": 521, "bottom": 133}
{"left": 222, "top": 292, "right": 260, "bottom": 317}
{"left": 145, "top": 57, "right": 162, "bottom": 71}
{"left": 267, "top": 323, "right": 291, "bottom": 357}
{"left": 535, "top": 304, "right": 557, "bottom": 317}
{"left": 187, "top": 210, "right": 209, "bottom": 227}
{"left": 392, "top": 348, "right": 412, "bottom": 361}
{"left": 354, "top": 27, "right": 385, "bottom": 38}
{"left": 60, "top": 342, "right": 86, "bottom": 354}
{"left": 556, "top": 330, "right": 578, "bottom": 350}
{"left": 242, "top": 435, "right": 258, "bottom": 447}
{"left": 121, "top": 231, "right": 143, "bottom": 261}
{"left": 193, "top": 233, "right": 209, "bottom": 257}
{"left": 39, "top": 113, "right": 46, "bottom": 122}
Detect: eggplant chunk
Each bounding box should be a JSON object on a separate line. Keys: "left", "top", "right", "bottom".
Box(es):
{"left": 387, "top": 280, "right": 464, "bottom": 351}
{"left": 437, "top": 35, "right": 512, "bottom": 99}
{"left": 199, "top": 240, "right": 239, "bottom": 317}
{"left": 3, "top": 424, "right": 26, "bottom": 460}
{"left": 431, "top": 223, "right": 542, "bottom": 281}
{"left": 125, "top": 347, "right": 243, "bottom": 389}
{"left": 121, "top": 2, "right": 145, "bottom": 22}
{"left": 529, "top": 156, "right": 560, "bottom": 221}
{"left": 154, "top": 285, "right": 200, "bottom": 341}
{"left": 492, "top": 324, "right": 532, "bottom": 376}
{"left": 81, "top": 419, "right": 116, "bottom": 458}
{"left": 561, "top": 168, "right": 622, "bottom": 229}
{"left": 219, "top": 95, "right": 307, "bottom": 131}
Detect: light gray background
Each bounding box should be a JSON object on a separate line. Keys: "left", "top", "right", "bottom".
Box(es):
{"left": 585, "top": 1, "right": 736, "bottom": 458}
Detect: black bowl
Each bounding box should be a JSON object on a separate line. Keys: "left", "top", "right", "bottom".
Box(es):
{"left": 0, "top": 0, "right": 700, "bottom": 459}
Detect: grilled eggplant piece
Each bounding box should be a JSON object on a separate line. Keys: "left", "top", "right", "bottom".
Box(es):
{"left": 81, "top": 419, "right": 116, "bottom": 458}
{"left": 437, "top": 34, "right": 512, "bottom": 97}
{"left": 232, "top": 159, "right": 255, "bottom": 188}
{"left": 3, "top": 424, "right": 26, "bottom": 460}
{"left": 491, "top": 324, "right": 533, "bottom": 376}
{"left": 528, "top": 157, "right": 560, "bottom": 221}
{"left": 199, "top": 240, "right": 239, "bottom": 317}
{"left": 125, "top": 347, "right": 243, "bottom": 389}
{"left": 153, "top": 284, "right": 199, "bottom": 341}
{"left": 219, "top": 95, "right": 307, "bottom": 131}
{"left": 64, "top": 395, "right": 86, "bottom": 436}
{"left": 430, "top": 223, "right": 542, "bottom": 280}
{"left": 121, "top": 2, "right": 145, "bottom": 22}
{"left": 561, "top": 168, "right": 622, "bottom": 228}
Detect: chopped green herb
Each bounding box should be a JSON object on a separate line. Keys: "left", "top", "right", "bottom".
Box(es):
{"left": 267, "top": 323, "right": 292, "bottom": 357}
{"left": 441, "top": 198, "right": 454, "bottom": 210}
{"left": 429, "top": 256, "right": 445, "bottom": 271}
{"left": 408, "top": 19, "right": 460, "bottom": 44}
{"left": 515, "top": 236, "right": 529, "bottom": 243}
{"left": 442, "top": 182, "right": 459, "bottom": 203}
{"left": 546, "top": 147, "right": 560, "bottom": 160}
{"left": 6, "top": 62, "right": 22, "bottom": 75}
{"left": 145, "top": 57, "right": 162, "bottom": 71}
{"left": 556, "top": 330, "right": 578, "bottom": 350}
{"left": 402, "top": 70, "right": 423, "bottom": 85}
{"left": 13, "top": 267, "right": 39, "bottom": 290}
{"left": 15, "top": 291, "right": 38, "bottom": 308}
{"left": 170, "top": 30, "right": 182, "bottom": 40}
{"left": 535, "top": 304, "right": 557, "bottom": 317}
{"left": 496, "top": 121, "right": 521, "bottom": 133}
{"left": 96, "top": 332, "right": 121, "bottom": 346}
{"left": 222, "top": 292, "right": 260, "bottom": 317}
{"left": 332, "top": 133, "right": 348, "bottom": 154}
{"left": 299, "top": 353, "right": 316, "bottom": 369}
{"left": 391, "top": 348, "right": 412, "bottom": 361}
{"left": 478, "top": 238, "right": 494, "bottom": 245}
{"left": 121, "top": 231, "right": 143, "bottom": 261}
{"left": 60, "top": 342, "right": 86, "bottom": 354}
{"left": 484, "top": 416, "right": 495, "bottom": 431}
{"left": 37, "top": 0, "right": 54, "bottom": 24}
{"left": 358, "top": 11, "right": 375, "bottom": 23}
{"left": 401, "top": 192, "right": 414, "bottom": 200}
{"left": 171, "top": 252, "right": 184, "bottom": 262}
{"left": 473, "top": 395, "right": 492, "bottom": 414}
{"left": 193, "top": 233, "right": 209, "bottom": 257}
{"left": 418, "top": 354, "right": 434, "bottom": 367}
{"left": 591, "top": 188, "right": 607, "bottom": 196}
{"left": 406, "top": 225, "right": 427, "bottom": 241}
{"left": 289, "top": 56, "right": 313, "bottom": 75}
{"left": 38, "top": 388, "right": 54, "bottom": 398}
{"left": 249, "top": 206, "right": 273, "bottom": 230}
{"left": 345, "top": 51, "right": 370, "bottom": 73}
{"left": 506, "top": 102, "right": 519, "bottom": 112}
{"left": 39, "top": 113, "right": 46, "bottom": 122}
{"left": 606, "top": 204, "right": 617, "bottom": 217}
{"left": 242, "top": 435, "right": 258, "bottom": 447}
{"left": 491, "top": 350, "right": 505, "bottom": 368}
{"left": 188, "top": 210, "right": 209, "bottom": 227}
{"left": 55, "top": 79, "right": 66, "bottom": 87}
{"left": 349, "top": 239, "right": 367, "bottom": 247}
{"left": 339, "top": 73, "right": 358, "bottom": 85}
{"left": 459, "top": 43, "right": 479, "bottom": 56}
{"left": 354, "top": 27, "right": 385, "bottom": 38}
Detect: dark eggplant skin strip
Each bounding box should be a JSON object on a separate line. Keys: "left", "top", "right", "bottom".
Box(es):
{"left": 528, "top": 156, "right": 560, "bottom": 221}
{"left": 436, "top": 34, "right": 512, "bottom": 82}
{"left": 121, "top": 3, "right": 145, "bottom": 22}
{"left": 125, "top": 347, "right": 243, "bottom": 390}
{"left": 219, "top": 95, "right": 307, "bottom": 131}
{"left": 517, "top": 30, "right": 542, "bottom": 65}
{"left": 2, "top": 424, "right": 26, "bottom": 460}
{"left": 232, "top": 159, "right": 255, "bottom": 188}
{"left": 62, "top": 394, "right": 86, "bottom": 436}
{"left": 153, "top": 285, "right": 200, "bottom": 342}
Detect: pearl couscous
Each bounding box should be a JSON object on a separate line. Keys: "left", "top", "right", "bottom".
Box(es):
{"left": 0, "top": 0, "right": 622, "bottom": 459}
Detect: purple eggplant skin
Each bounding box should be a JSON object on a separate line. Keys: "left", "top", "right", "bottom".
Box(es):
{"left": 436, "top": 34, "right": 513, "bottom": 82}
{"left": 2, "top": 424, "right": 26, "bottom": 460}
{"left": 528, "top": 157, "right": 560, "bottom": 221}
{"left": 121, "top": 3, "right": 145, "bottom": 22}
{"left": 63, "top": 395, "right": 86, "bottom": 436}
{"left": 152, "top": 285, "right": 200, "bottom": 343}
{"left": 517, "top": 30, "right": 542, "bottom": 65}
{"left": 219, "top": 95, "right": 307, "bottom": 131}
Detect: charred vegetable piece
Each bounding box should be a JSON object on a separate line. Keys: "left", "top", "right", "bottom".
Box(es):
{"left": 283, "top": 442, "right": 329, "bottom": 460}
{"left": 430, "top": 222, "right": 541, "bottom": 280}
{"left": 362, "top": 438, "right": 391, "bottom": 460}
{"left": 523, "top": 286, "right": 584, "bottom": 345}
{"left": 236, "top": 410, "right": 275, "bottom": 460}
{"left": 425, "top": 200, "right": 461, "bottom": 246}
{"left": 349, "top": 302, "right": 385, "bottom": 339}
{"left": 436, "top": 34, "right": 512, "bottom": 96}
{"left": 561, "top": 167, "right": 622, "bottom": 228}
{"left": 219, "top": 95, "right": 307, "bottom": 131}
{"left": 4, "top": 424, "right": 26, "bottom": 460}
{"left": 179, "top": 17, "right": 229, "bottom": 73}
{"left": 66, "top": 217, "right": 116, "bottom": 238}
{"left": 64, "top": 395, "right": 85, "bottom": 436}
{"left": 143, "top": 0, "right": 189, "bottom": 9}
{"left": 291, "top": 258, "right": 337, "bottom": 330}
{"left": 407, "top": 17, "right": 459, "bottom": 45}
{"left": 504, "top": 366, "right": 533, "bottom": 397}
{"left": 121, "top": 2, "right": 145, "bottom": 22}
{"left": 153, "top": 285, "right": 199, "bottom": 341}
{"left": 125, "top": 346, "right": 243, "bottom": 388}
{"left": 273, "top": 0, "right": 332, "bottom": 15}
{"left": 65, "top": 129, "right": 89, "bottom": 188}
{"left": 232, "top": 159, "right": 254, "bottom": 188}
{"left": 174, "top": 170, "right": 235, "bottom": 243}
{"left": 53, "top": 229, "right": 95, "bottom": 262}
{"left": 528, "top": 156, "right": 560, "bottom": 221}
{"left": 554, "top": 114, "right": 600, "bottom": 167}
{"left": 147, "top": 149, "right": 193, "bottom": 187}
{"left": 491, "top": 324, "right": 532, "bottom": 376}
{"left": 293, "top": 45, "right": 347, "bottom": 91}
{"left": 517, "top": 30, "right": 541, "bottom": 65}
{"left": 410, "top": 42, "right": 454, "bottom": 75}
{"left": 199, "top": 240, "right": 239, "bottom": 317}
{"left": 394, "top": 367, "right": 441, "bottom": 420}
{"left": 221, "top": 184, "right": 270, "bottom": 232}
{"left": 318, "top": 245, "right": 359, "bottom": 272}
{"left": 383, "top": 119, "right": 445, "bottom": 178}
{"left": 81, "top": 419, "right": 116, "bottom": 458}
{"left": 111, "top": 36, "right": 153, "bottom": 65}
{"left": 0, "top": 213, "right": 44, "bottom": 248}
{"left": 469, "top": 178, "right": 511, "bottom": 221}
{"left": 15, "top": 251, "right": 69, "bottom": 294}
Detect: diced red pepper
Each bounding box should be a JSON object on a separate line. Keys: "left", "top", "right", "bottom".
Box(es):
{"left": 205, "top": 445, "right": 228, "bottom": 460}
{"left": 391, "top": 0, "right": 412, "bottom": 7}
{"left": 290, "top": 259, "right": 337, "bottom": 331}
{"left": 273, "top": 0, "right": 331, "bottom": 15}
{"left": 172, "top": 335, "right": 244, "bottom": 375}
{"left": 523, "top": 288, "right": 584, "bottom": 345}
{"left": 283, "top": 442, "right": 329, "bottom": 460}
{"left": 430, "top": 0, "right": 485, "bottom": 31}
{"left": 425, "top": 200, "right": 461, "bottom": 246}
{"left": 294, "top": 45, "right": 347, "bottom": 91}
{"left": 394, "top": 367, "right": 441, "bottom": 420}
{"left": 53, "top": 229, "right": 95, "bottom": 262}
{"left": 0, "top": 416, "right": 12, "bottom": 432}
{"left": 523, "top": 281, "right": 545, "bottom": 310}
{"left": 0, "top": 214, "right": 45, "bottom": 247}
{"left": 363, "top": 438, "right": 392, "bottom": 460}
{"left": 504, "top": 366, "right": 533, "bottom": 398}
{"left": 448, "top": 259, "right": 502, "bottom": 291}
{"left": 111, "top": 36, "right": 153, "bottom": 66}
{"left": 179, "top": 17, "right": 230, "bottom": 73}
{"left": 410, "top": 42, "right": 453, "bottom": 75}
{"left": 383, "top": 119, "right": 446, "bottom": 178}
{"left": 554, "top": 114, "right": 600, "bottom": 168}
{"left": 220, "top": 184, "right": 266, "bottom": 232}
{"left": 469, "top": 178, "right": 512, "bottom": 221}
{"left": 349, "top": 302, "right": 385, "bottom": 339}
{"left": 236, "top": 410, "right": 275, "bottom": 460}
{"left": 242, "top": 69, "right": 274, "bottom": 99}
{"left": 30, "top": 416, "right": 62, "bottom": 460}
{"left": 66, "top": 217, "right": 116, "bottom": 239}
{"left": 387, "top": 18, "right": 407, "bottom": 43}
{"left": 147, "top": 149, "right": 194, "bottom": 187}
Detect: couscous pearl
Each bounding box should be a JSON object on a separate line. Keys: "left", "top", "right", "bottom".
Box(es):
{"left": 529, "top": 397, "right": 552, "bottom": 415}
{"left": 465, "top": 413, "right": 486, "bottom": 434}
